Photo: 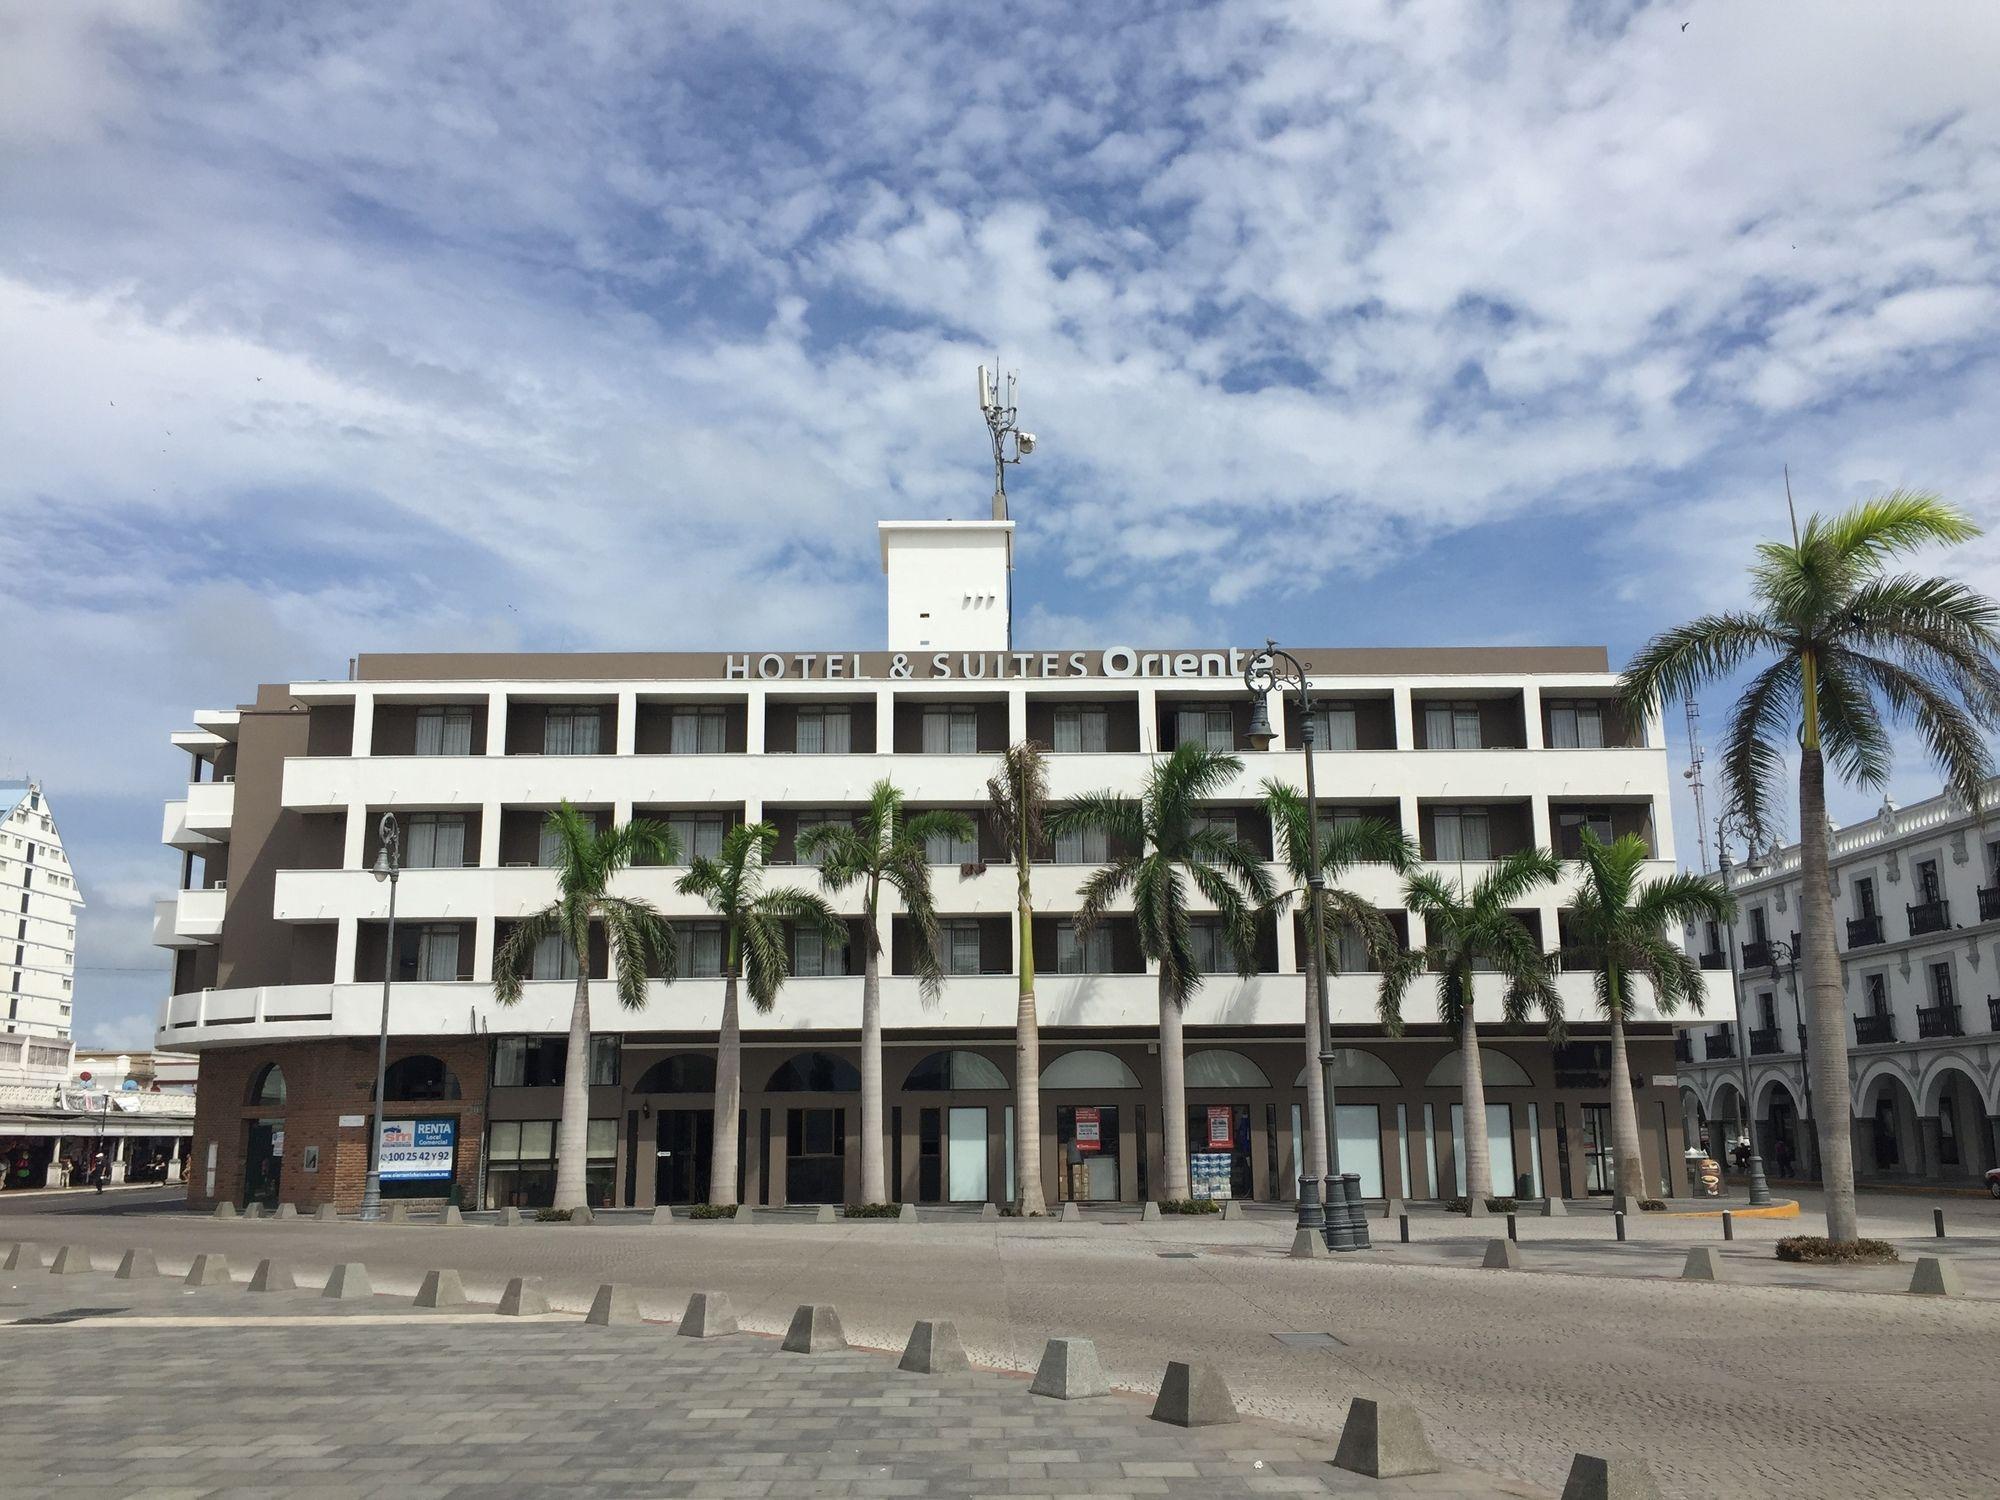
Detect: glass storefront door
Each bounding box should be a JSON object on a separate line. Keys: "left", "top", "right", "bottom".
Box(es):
{"left": 786, "top": 1107, "right": 846, "bottom": 1204}
{"left": 1054, "top": 1105, "right": 1121, "bottom": 1201}
{"left": 244, "top": 1118, "right": 284, "bottom": 1206}
{"left": 1450, "top": 1104, "right": 1517, "bottom": 1198}
{"left": 947, "top": 1107, "right": 988, "bottom": 1201}
{"left": 1185, "top": 1104, "right": 1253, "bottom": 1198}
{"left": 1580, "top": 1104, "right": 1616, "bottom": 1194}
{"left": 654, "top": 1110, "right": 712, "bottom": 1205}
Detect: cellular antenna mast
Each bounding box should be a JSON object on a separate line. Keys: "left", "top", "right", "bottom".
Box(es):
{"left": 1683, "top": 691, "right": 1712, "bottom": 871}
{"left": 977, "top": 362, "right": 1035, "bottom": 522}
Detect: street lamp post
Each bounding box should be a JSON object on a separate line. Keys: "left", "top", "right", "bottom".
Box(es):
{"left": 1714, "top": 814, "right": 1773, "bottom": 1207}
{"left": 1766, "top": 938, "right": 1819, "bottom": 1182}
{"left": 359, "top": 813, "right": 400, "bottom": 1222}
{"left": 1246, "top": 641, "right": 1366, "bottom": 1252}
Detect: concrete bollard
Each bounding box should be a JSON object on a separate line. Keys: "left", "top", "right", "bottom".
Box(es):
{"left": 414, "top": 1269, "right": 467, "bottom": 1307}
{"left": 650, "top": 1205, "right": 675, "bottom": 1226}
{"left": 496, "top": 1276, "right": 548, "bottom": 1316}
{"left": 1332, "top": 1396, "right": 1442, "bottom": 1478}
{"left": 314, "top": 1204, "right": 338, "bottom": 1222}
{"left": 732, "top": 1204, "right": 756, "bottom": 1224}
{"left": 114, "top": 1248, "right": 158, "bottom": 1281}
{"left": 212, "top": 1203, "right": 237, "bottom": 1220}
{"left": 383, "top": 1203, "right": 409, "bottom": 1225}
{"left": 1933, "top": 1207, "right": 1947, "bottom": 1239}
{"left": 1721, "top": 1210, "right": 1734, "bottom": 1242}
{"left": 1222, "top": 1201, "right": 1245, "bottom": 1220}
{"left": 980, "top": 1203, "right": 999, "bottom": 1219}
{"left": 1059, "top": 1202, "right": 1082, "bottom": 1222}
{"left": 1141, "top": 1202, "right": 1162, "bottom": 1222}
{"left": 494, "top": 1207, "right": 523, "bottom": 1227}
{"left": 1506, "top": 1212, "right": 1518, "bottom": 1243}
{"left": 1150, "top": 1360, "right": 1240, "bottom": 1427}
{"left": 782, "top": 1303, "right": 849, "bottom": 1353}
{"left": 1290, "top": 1227, "right": 1329, "bottom": 1259}
{"left": 441, "top": 1206, "right": 464, "bottom": 1226}
{"left": 1559, "top": 1451, "right": 1663, "bottom": 1500}
{"left": 816, "top": 1205, "right": 838, "bottom": 1224}
{"left": 898, "top": 1319, "right": 970, "bottom": 1375}
{"left": 677, "top": 1290, "right": 738, "bottom": 1338}
{"left": 184, "top": 1253, "right": 231, "bottom": 1286}
{"left": 322, "top": 1262, "right": 373, "bottom": 1300}
{"left": 49, "top": 1245, "right": 93, "bottom": 1275}
{"left": 1482, "top": 1238, "right": 1522, "bottom": 1270}
{"left": 586, "top": 1284, "right": 641, "bottom": 1327}
{"left": 273, "top": 1203, "right": 298, "bottom": 1220}
{"left": 569, "top": 1205, "right": 594, "bottom": 1226}
{"left": 1381, "top": 1197, "right": 1405, "bottom": 1220}
{"left": 1542, "top": 1195, "right": 1568, "bottom": 1217}
{"left": 248, "top": 1258, "right": 297, "bottom": 1292}
{"left": 1680, "top": 1247, "right": 1725, "bottom": 1282}
{"left": 1614, "top": 1211, "right": 1626, "bottom": 1242}
{"left": 1464, "top": 1194, "right": 1490, "bottom": 1218}
{"left": 242, "top": 1203, "right": 265, "bottom": 1221}
{"left": 1399, "top": 1213, "right": 1410, "bottom": 1244}
{"left": 3, "top": 1242, "right": 41, "bottom": 1271}
{"left": 1909, "top": 1256, "right": 1964, "bottom": 1298}
{"left": 898, "top": 1204, "right": 918, "bottom": 1224}
{"left": 1029, "top": 1337, "right": 1110, "bottom": 1399}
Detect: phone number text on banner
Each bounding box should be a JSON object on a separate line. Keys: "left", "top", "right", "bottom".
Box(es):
{"left": 380, "top": 1118, "right": 456, "bottom": 1181}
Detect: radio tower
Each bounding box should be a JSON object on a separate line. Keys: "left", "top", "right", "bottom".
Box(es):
{"left": 1683, "top": 692, "right": 1712, "bottom": 871}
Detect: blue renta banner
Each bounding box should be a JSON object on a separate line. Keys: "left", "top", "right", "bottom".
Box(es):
{"left": 380, "top": 1117, "right": 456, "bottom": 1182}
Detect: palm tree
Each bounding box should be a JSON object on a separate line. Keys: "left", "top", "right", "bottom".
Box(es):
{"left": 493, "top": 802, "right": 678, "bottom": 1211}
{"left": 1561, "top": 831, "right": 1734, "bottom": 1201}
{"left": 1622, "top": 492, "right": 2000, "bottom": 1241}
{"left": 676, "top": 821, "right": 847, "bottom": 1208}
{"left": 1262, "top": 781, "right": 1416, "bottom": 1193}
{"left": 987, "top": 742, "right": 1051, "bottom": 1215}
{"left": 1382, "top": 849, "right": 1562, "bottom": 1209}
{"left": 1055, "top": 744, "right": 1276, "bottom": 1201}
{"left": 799, "top": 782, "right": 976, "bottom": 1206}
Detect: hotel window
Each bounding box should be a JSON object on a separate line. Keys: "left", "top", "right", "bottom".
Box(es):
{"left": 1853, "top": 876, "right": 1877, "bottom": 918}
{"left": 1432, "top": 806, "right": 1491, "bottom": 862}
{"left": 397, "top": 924, "right": 462, "bottom": 982}
{"left": 922, "top": 706, "right": 979, "bottom": 754}
{"left": 791, "top": 924, "right": 832, "bottom": 977}
{"left": 1546, "top": 700, "right": 1604, "bottom": 749}
{"left": 668, "top": 706, "right": 727, "bottom": 754}
{"left": 530, "top": 930, "right": 580, "bottom": 981}
{"left": 403, "top": 813, "right": 469, "bottom": 870}
{"left": 1054, "top": 824, "right": 1108, "bottom": 865}
{"left": 1333, "top": 922, "right": 1372, "bottom": 973}
{"left": 536, "top": 819, "right": 564, "bottom": 868}
{"left": 676, "top": 921, "right": 726, "bottom": 979}
{"left": 542, "top": 707, "right": 602, "bottom": 755}
{"left": 1558, "top": 807, "right": 1615, "bottom": 853}
{"left": 1052, "top": 705, "right": 1108, "bottom": 753}
{"left": 493, "top": 1036, "right": 564, "bottom": 1087}
{"left": 1424, "top": 701, "right": 1482, "bottom": 749}
{"left": 1189, "top": 809, "right": 1239, "bottom": 843}
{"left": 1175, "top": 706, "right": 1236, "bottom": 752}
{"left": 1308, "top": 703, "right": 1359, "bottom": 752}
{"left": 1056, "top": 925, "right": 1113, "bottom": 974}
{"left": 1929, "top": 961, "right": 1954, "bottom": 1008}
{"left": 925, "top": 821, "right": 979, "bottom": 866}
{"left": 414, "top": 706, "right": 473, "bottom": 756}
{"left": 795, "top": 707, "right": 852, "bottom": 754}
{"left": 1187, "top": 917, "right": 1233, "bottom": 973}
{"left": 664, "top": 812, "right": 727, "bottom": 863}
{"left": 794, "top": 811, "right": 852, "bottom": 866}
{"left": 937, "top": 920, "right": 984, "bottom": 976}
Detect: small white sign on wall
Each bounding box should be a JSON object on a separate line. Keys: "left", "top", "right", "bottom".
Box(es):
{"left": 302, "top": 1146, "right": 320, "bottom": 1173}
{"left": 338, "top": 1114, "right": 366, "bottom": 1128}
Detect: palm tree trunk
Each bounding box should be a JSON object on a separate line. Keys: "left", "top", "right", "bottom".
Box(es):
{"left": 707, "top": 972, "right": 741, "bottom": 1207}
{"left": 552, "top": 961, "right": 592, "bottom": 1210}
{"left": 1300, "top": 937, "right": 1329, "bottom": 1183}
{"left": 859, "top": 936, "right": 887, "bottom": 1205}
{"left": 1459, "top": 1004, "right": 1490, "bottom": 1205}
{"left": 1158, "top": 980, "right": 1190, "bottom": 1201}
{"left": 1014, "top": 861, "right": 1047, "bottom": 1215}
{"left": 1607, "top": 1000, "right": 1648, "bottom": 1203}
{"left": 1799, "top": 748, "right": 1859, "bottom": 1241}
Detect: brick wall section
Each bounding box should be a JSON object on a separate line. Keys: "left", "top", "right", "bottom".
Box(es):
{"left": 189, "top": 1037, "right": 488, "bottom": 1213}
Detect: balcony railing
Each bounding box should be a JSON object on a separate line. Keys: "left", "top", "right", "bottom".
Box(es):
{"left": 1674, "top": 1033, "right": 1693, "bottom": 1064}
{"left": 1698, "top": 950, "right": 1727, "bottom": 971}
{"left": 1854, "top": 1012, "right": 1896, "bottom": 1045}
{"left": 1981, "top": 887, "right": 2000, "bottom": 923}
{"left": 1916, "top": 1003, "right": 1963, "bottom": 1039}
{"left": 1703, "top": 1031, "right": 1735, "bottom": 1061}
{"left": 1845, "top": 914, "right": 1884, "bottom": 949}
{"left": 1906, "top": 899, "right": 1950, "bottom": 937}
{"left": 1749, "top": 1028, "right": 1784, "bottom": 1056}
{"left": 1739, "top": 940, "right": 1771, "bottom": 970}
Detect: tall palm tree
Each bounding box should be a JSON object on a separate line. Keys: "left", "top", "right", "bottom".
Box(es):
{"left": 987, "top": 742, "right": 1051, "bottom": 1216}
{"left": 1622, "top": 493, "right": 2000, "bottom": 1241}
{"left": 1382, "top": 849, "right": 1562, "bottom": 1209}
{"left": 1561, "top": 831, "right": 1734, "bottom": 1201}
{"left": 493, "top": 802, "right": 678, "bottom": 1211}
{"left": 677, "top": 821, "right": 847, "bottom": 1208}
{"left": 1262, "top": 781, "right": 1416, "bottom": 1193}
{"left": 1055, "top": 744, "right": 1276, "bottom": 1201}
{"left": 799, "top": 782, "right": 976, "bottom": 1206}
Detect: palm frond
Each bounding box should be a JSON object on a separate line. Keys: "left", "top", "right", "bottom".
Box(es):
{"left": 1620, "top": 612, "right": 1786, "bottom": 711}
{"left": 492, "top": 904, "right": 564, "bottom": 1006}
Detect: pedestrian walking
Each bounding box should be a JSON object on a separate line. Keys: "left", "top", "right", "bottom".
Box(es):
{"left": 92, "top": 1151, "right": 108, "bottom": 1192}
{"left": 1773, "top": 1136, "right": 1794, "bottom": 1180}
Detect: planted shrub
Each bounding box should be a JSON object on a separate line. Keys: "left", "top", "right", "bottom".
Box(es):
{"left": 687, "top": 1203, "right": 734, "bottom": 1220}
{"left": 843, "top": 1202, "right": 902, "bottom": 1218}
{"left": 534, "top": 1208, "right": 573, "bottom": 1223}
{"left": 1445, "top": 1196, "right": 1518, "bottom": 1214}
{"left": 1157, "top": 1199, "right": 1221, "bottom": 1215}
{"left": 1638, "top": 1199, "right": 1667, "bottom": 1212}
{"left": 1775, "top": 1236, "right": 1899, "bottom": 1265}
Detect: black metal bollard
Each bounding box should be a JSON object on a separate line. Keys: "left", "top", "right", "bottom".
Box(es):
{"left": 1722, "top": 1210, "right": 1734, "bottom": 1242}
{"left": 1934, "top": 1207, "right": 1946, "bottom": 1239}
{"left": 1506, "top": 1212, "right": 1518, "bottom": 1243}
{"left": 1398, "top": 1213, "right": 1410, "bottom": 1244}
{"left": 1614, "top": 1210, "right": 1626, "bottom": 1243}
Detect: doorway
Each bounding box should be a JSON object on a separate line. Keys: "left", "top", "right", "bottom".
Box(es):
{"left": 244, "top": 1118, "right": 284, "bottom": 1206}
{"left": 1185, "top": 1104, "right": 1254, "bottom": 1199}
{"left": 654, "top": 1110, "right": 712, "bottom": 1205}
{"left": 1580, "top": 1104, "right": 1616, "bottom": 1194}
{"left": 1054, "top": 1104, "right": 1121, "bottom": 1201}
{"left": 785, "top": 1107, "right": 846, "bottom": 1204}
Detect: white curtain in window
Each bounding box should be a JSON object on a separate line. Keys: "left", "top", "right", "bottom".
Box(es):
{"left": 432, "top": 816, "right": 465, "bottom": 869}
{"left": 440, "top": 709, "right": 472, "bottom": 755}
{"left": 537, "top": 820, "right": 562, "bottom": 867}
{"left": 406, "top": 816, "right": 437, "bottom": 869}
{"left": 671, "top": 709, "right": 725, "bottom": 754}
{"left": 1334, "top": 923, "right": 1370, "bottom": 973}
{"left": 1452, "top": 704, "right": 1481, "bottom": 749}
{"left": 531, "top": 930, "right": 578, "bottom": 981}
{"left": 544, "top": 712, "right": 572, "bottom": 756}
{"left": 1057, "top": 926, "right": 1112, "bottom": 974}
{"left": 798, "top": 709, "right": 851, "bottom": 754}
{"left": 793, "top": 926, "right": 825, "bottom": 977}
{"left": 1434, "top": 808, "right": 1491, "bottom": 862}
{"left": 926, "top": 827, "right": 978, "bottom": 865}
{"left": 586, "top": 1118, "right": 618, "bottom": 1158}
{"left": 942, "top": 922, "right": 982, "bottom": 975}
{"left": 1189, "top": 919, "right": 1228, "bottom": 973}
{"left": 797, "top": 711, "right": 824, "bottom": 754}
{"left": 1054, "top": 706, "right": 1107, "bottom": 753}
{"left": 1574, "top": 703, "right": 1603, "bottom": 748}
{"left": 415, "top": 710, "right": 444, "bottom": 757}
{"left": 419, "top": 926, "right": 460, "bottom": 981}
{"left": 1424, "top": 704, "right": 1453, "bottom": 748}
{"left": 687, "top": 923, "right": 724, "bottom": 977}
{"left": 1314, "top": 705, "right": 1358, "bottom": 752}
{"left": 1054, "top": 826, "right": 1107, "bottom": 864}
{"left": 669, "top": 815, "right": 724, "bottom": 862}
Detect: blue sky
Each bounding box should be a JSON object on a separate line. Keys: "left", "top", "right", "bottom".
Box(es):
{"left": 4, "top": 2, "right": 2000, "bottom": 1046}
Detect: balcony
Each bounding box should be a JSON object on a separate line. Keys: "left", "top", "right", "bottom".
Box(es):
{"left": 1749, "top": 1028, "right": 1784, "bottom": 1056}
{"left": 1981, "top": 888, "right": 2000, "bottom": 923}
{"left": 151, "top": 889, "right": 225, "bottom": 948}
{"left": 1698, "top": 950, "right": 1727, "bottom": 971}
{"left": 1674, "top": 1033, "right": 1693, "bottom": 1064}
{"left": 1916, "top": 1003, "right": 1964, "bottom": 1039}
{"left": 1739, "top": 940, "right": 1771, "bottom": 970}
{"left": 1844, "top": 914, "right": 1884, "bottom": 950}
{"left": 1906, "top": 899, "right": 1950, "bottom": 937}
{"left": 1854, "top": 1012, "right": 1896, "bottom": 1045}
{"left": 1703, "top": 1030, "right": 1735, "bottom": 1062}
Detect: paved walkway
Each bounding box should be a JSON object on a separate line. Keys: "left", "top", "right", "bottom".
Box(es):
{"left": 8, "top": 1189, "right": 1999, "bottom": 1499}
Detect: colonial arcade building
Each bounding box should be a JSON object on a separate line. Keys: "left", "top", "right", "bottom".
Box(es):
{"left": 155, "top": 515, "right": 1709, "bottom": 1212}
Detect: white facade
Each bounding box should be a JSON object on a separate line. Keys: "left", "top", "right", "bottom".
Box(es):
{"left": 1679, "top": 785, "right": 2000, "bottom": 1185}
{"left": 1, "top": 782, "right": 82, "bottom": 1041}
{"left": 879, "top": 519, "right": 1013, "bottom": 652}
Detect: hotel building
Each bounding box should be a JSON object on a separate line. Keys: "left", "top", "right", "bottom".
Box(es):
{"left": 154, "top": 515, "right": 1713, "bottom": 1212}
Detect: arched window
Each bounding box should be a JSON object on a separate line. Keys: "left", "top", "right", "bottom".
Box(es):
{"left": 1185, "top": 1050, "right": 1272, "bottom": 1088}
{"left": 1423, "top": 1047, "right": 1532, "bottom": 1089}
{"left": 1293, "top": 1048, "right": 1402, "bottom": 1089}
{"left": 765, "top": 1052, "right": 862, "bottom": 1092}
{"left": 247, "top": 1063, "right": 287, "bottom": 1106}
{"left": 901, "top": 1050, "right": 1008, "bottom": 1091}
{"left": 384, "top": 1054, "right": 460, "bottom": 1101}
{"left": 1040, "top": 1050, "right": 1142, "bottom": 1090}
{"left": 633, "top": 1054, "right": 717, "bottom": 1094}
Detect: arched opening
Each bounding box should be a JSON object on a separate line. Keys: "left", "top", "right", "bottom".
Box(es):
{"left": 384, "top": 1054, "right": 461, "bottom": 1102}
{"left": 765, "top": 1052, "right": 862, "bottom": 1093}
{"left": 901, "top": 1050, "right": 1008, "bottom": 1091}
{"left": 1423, "top": 1047, "right": 1532, "bottom": 1089}
{"left": 246, "top": 1063, "right": 287, "bottom": 1106}
{"left": 1185, "top": 1050, "right": 1271, "bottom": 1089}
{"left": 1754, "top": 1075, "right": 1806, "bottom": 1179}
{"left": 633, "top": 1054, "right": 717, "bottom": 1094}
{"left": 1292, "top": 1048, "right": 1401, "bottom": 1089}
{"left": 1921, "top": 1063, "right": 1991, "bottom": 1182}
{"left": 1040, "top": 1050, "right": 1142, "bottom": 1090}
{"left": 1860, "top": 1071, "right": 1921, "bottom": 1178}
{"left": 1040, "top": 1050, "right": 1141, "bottom": 1205}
